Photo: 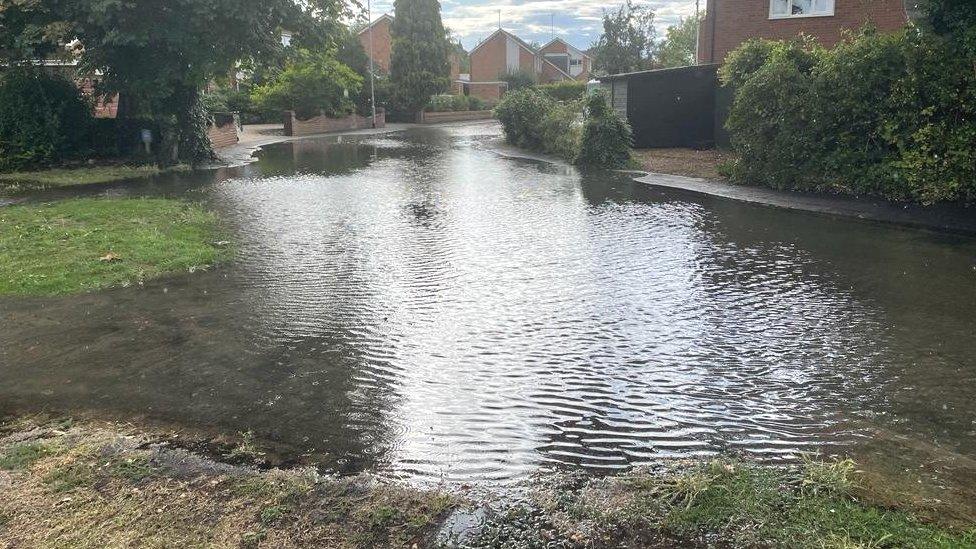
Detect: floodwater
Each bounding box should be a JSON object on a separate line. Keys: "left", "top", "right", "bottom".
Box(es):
{"left": 2, "top": 123, "right": 975, "bottom": 492}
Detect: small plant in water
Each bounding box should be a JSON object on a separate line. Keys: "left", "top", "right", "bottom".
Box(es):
{"left": 230, "top": 430, "right": 265, "bottom": 462}
{"left": 801, "top": 455, "right": 857, "bottom": 497}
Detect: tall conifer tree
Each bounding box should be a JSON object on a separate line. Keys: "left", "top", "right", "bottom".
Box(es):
{"left": 390, "top": 0, "right": 450, "bottom": 114}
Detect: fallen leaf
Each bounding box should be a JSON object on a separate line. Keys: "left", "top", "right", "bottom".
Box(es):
{"left": 99, "top": 252, "right": 122, "bottom": 262}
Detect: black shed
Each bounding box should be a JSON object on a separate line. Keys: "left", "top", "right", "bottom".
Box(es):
{"left": 599, "top": 64, "right": 730, "bottom": 149}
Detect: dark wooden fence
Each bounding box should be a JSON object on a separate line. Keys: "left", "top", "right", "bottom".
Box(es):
{"left": 601, "top": 64, "right": 730, "bottom": 149}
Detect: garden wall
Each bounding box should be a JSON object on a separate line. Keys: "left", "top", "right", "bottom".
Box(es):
{"left": 416, "top": 110, "right": 494, "bottom": 124}
{"left": 283, "top": 109, "right": 386, "bottom": 137}
{"left": 207, "top": 113, "right": 240, "bottom": 149}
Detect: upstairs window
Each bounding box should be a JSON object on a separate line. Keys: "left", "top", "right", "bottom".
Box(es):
{"left": 770, "top": 0, "right": 834, "bottom": 18}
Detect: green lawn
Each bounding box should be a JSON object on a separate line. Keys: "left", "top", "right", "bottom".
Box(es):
{"left": 0, "top": 198, "right": 231, "bottom": 296}
{"left": 0, "top": 165, "right": 170, "bottom": 191}
{"left": 476, "top": 458, "right": 976, "bottom": 548}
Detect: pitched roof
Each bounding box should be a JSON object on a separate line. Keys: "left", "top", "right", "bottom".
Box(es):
{"left": 356, "top": 14, "right": 394, "bottom": 36}
{"left": 470, "top": 28, "right": 537, "bottom": 56}
{"left": 541, "top": 58, "right": 573, "bottom": 80}
{"left": 540, "top": 38, "right": 592, "bottom": 59}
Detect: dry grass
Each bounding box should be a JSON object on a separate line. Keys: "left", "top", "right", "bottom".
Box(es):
{"left": 0, "top": 416, "right": 454, "bottom": 548}
{"left": 634, "top": 148, "right": 733, "bottom": 180}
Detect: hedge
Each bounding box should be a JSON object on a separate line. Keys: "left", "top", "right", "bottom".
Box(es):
{"left": 0, "top": 69, "right": 94, "bottom": 172}
{"left": 721, "top": 28, "right": 976, "bottom": 205}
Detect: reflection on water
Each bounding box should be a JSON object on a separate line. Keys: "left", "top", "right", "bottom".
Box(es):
{"left": 2, "top": 124, "right": 975, "bottom": 486}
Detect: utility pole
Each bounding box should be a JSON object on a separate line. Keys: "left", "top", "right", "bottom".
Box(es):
{"left": 498, "top": 10, "right": 501, "bottom": 29}
{"left": 367, "top": 3, "right": 377, "bottom": 128}
{"left": 694, "top": 0, "right": 701, "bottom": 65}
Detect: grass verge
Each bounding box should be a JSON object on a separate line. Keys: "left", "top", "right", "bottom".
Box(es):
{"left": 0, "top": 416, "right": 454, "bottom": 548}
{"left": 1, "top": 416, "right": 972, "bottom": 548}
{"left": 0, "top": 165, "right": 175, "bottom": 192}
{"left": 474, "top": 459, "right": 976, "bottom": 548}
{"left": 0, "top": 198, "right": 231, "bottom": 296}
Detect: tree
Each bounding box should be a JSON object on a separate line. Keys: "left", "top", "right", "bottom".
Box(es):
{"left": 1, "top": 0, "right": 345, "bottom": 166}
{"left": 591, "top": 0, "right": 656, "bottom": 75}
{"left": 656, "top": 16, "right": 701, "bottom": 68}
{"left": 921, "top": 0, "right": 976, "bottom": 57}
{"left": 251, "top": 50, "right": 362, "bottom": 119}
{"left": 390, "top": 0, "right": 451, "bottom": 114}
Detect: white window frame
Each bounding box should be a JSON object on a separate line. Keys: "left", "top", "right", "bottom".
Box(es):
{"left": 769, "top": 0, "right": 835, "bottom": 20}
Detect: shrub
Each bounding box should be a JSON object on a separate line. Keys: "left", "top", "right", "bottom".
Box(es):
{"left": 539, "top": 99, "right": 583, "bottom": 161}
{"left": 576, "top": 90, "right": 632, "bottom": 168}
{"left": 251, "top": 51, "right": 362, "bottom": 120}
{"left": 721, "top": 28, "right": 976, "bottom": 204}
{"left": 0, "top": 68, "right": 93, "bottom": 172}
{"left": 537, "top": 81, "right": 586, "bottom": 101}
{"left": 501, "top": 69, "right": 537, "bottom": 92}
{"left": 494, "top": 88, "right": 554, "bottom": 150}
{"left": 426, "top": 94, "right": 484, "bottom": 112}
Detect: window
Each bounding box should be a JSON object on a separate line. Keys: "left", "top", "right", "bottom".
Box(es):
{"left": 570, "top": 59, "right": 582, "bottom": 66}
{"left": 770, "top": 0, "right": 834, "bottom": 18}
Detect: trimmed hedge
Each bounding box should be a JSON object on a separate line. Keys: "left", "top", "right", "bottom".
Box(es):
{"left": 0, "top": 69, "right": 94, "bottom": 172}
{"left": 537, "top": 81, "right": 586, "bottom": 101}
{"left": 721, "top": 28, "right": 976, "bottom": 204}
{"left": 427, "top": 94, "right": 487, "bottom": 112}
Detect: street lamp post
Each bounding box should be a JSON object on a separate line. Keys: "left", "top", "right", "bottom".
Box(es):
{"left": 367, "top": 0, "right": 377, "bottom": 128}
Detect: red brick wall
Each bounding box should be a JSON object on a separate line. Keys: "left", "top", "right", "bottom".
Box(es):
{"left": 519, "top": 45, "right": 537, "bottom": 77}
{"left": 540, "top": 61, "right": 568, "bottom": 83}
{"left": 358, "top": 17, "right": 393, "bottom": 74}
{"left": 468, "top": 82, "right": 505, "bottom": 102}
{"left": 207, "top": 119, "right": 240, "bottom": 149}
{"left": 698, "top": 0, "right": 908, "bottom": 64}
{"left": 417, "top": 110, "right": 495, "bottom": 124}
{"left": 284, "top": 110, "right": 385, "bottom": 137}
{"left": 471, "top": 33, "right": 508, "bottom": 82}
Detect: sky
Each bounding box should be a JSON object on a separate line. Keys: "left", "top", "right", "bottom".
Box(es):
{"left": 363, "top": 0, "right": 700, "bottom": 51}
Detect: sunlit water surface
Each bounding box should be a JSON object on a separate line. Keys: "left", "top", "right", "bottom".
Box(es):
{"left": 2, "top": 124, "right": 975, "bottom": 491}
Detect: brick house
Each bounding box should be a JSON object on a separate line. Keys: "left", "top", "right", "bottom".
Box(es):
{"left": 358, "top": 14, "right": 462, "bottom": 90}
{"left": 538, "top": 38, "right": 592, "bottom": 81}
{"left": 697, "top": 0, "right": 910, "bottom": 64}
{"left": 467, "top": 29, "right": 590, "bottom": 102}
{"left": 357, "top": 14, "right": 394, "bottom": 74}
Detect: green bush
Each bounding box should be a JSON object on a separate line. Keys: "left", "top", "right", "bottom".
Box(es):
{"left": 251, "top": 51, "right": 362, "bottom": 120}
{"left": 427, "top": 94, "right": 484, "bottom": 112}
{"left": 537, "top": 81, "right": 586, "bottom": 101}
{"left": 721, "top": 29, "right": 976, "bottom": 204}
{"left": 0, "top": 68, "right": 94, "bottom": 172}
{"left": 496, "top": 88, "right": 625, "bottom": 168}
{"left": 576, "top": 90, "right": 632, "bottom": 168}
{"left": 501, "top": 69, "right": 537, "bottom": 92}
{"left": 539, "top": 99, "right": 583, "bottom": 161}
{"left": 494, "top": 88, "right": 554, "bottom": 150}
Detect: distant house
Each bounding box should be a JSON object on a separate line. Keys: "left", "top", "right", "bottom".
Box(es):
{"left": 697, "top": 0, "right": 910, "bottom": 64}
{"left": 467, "top": 29, "right": 592, "bottom": 102}
{"left": 357, "top": 14, "right": 394, "bottom": 74}
{"left": 358, "top": 14, "right": 464, "bottom": 92}
{"left": 538, "top": 38, "right": 591, "bottom": 81}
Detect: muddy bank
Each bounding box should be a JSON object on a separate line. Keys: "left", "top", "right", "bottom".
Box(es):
{"left": 1, "top": 416, "right": 972, "bottom": 548}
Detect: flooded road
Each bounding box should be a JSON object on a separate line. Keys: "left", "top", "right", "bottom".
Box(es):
{"left": 2, "top": 123, "right": 975, "bottom": 488}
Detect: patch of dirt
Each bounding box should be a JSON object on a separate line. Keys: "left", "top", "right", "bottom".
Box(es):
{"left": 634, "top": 148, "right": 732, "bottom": 180}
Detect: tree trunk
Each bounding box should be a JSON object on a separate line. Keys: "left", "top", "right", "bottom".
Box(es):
{"left": 174, "top": 85, "right": 215, "bottom": 166}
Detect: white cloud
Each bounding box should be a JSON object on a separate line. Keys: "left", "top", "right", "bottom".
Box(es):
{"left": 361, "top": 0, "right": 698, "bottom": 50}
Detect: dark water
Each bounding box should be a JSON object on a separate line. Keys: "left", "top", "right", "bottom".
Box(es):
{"left": 2, "top": 123, "right": 975, "bottom": 487}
